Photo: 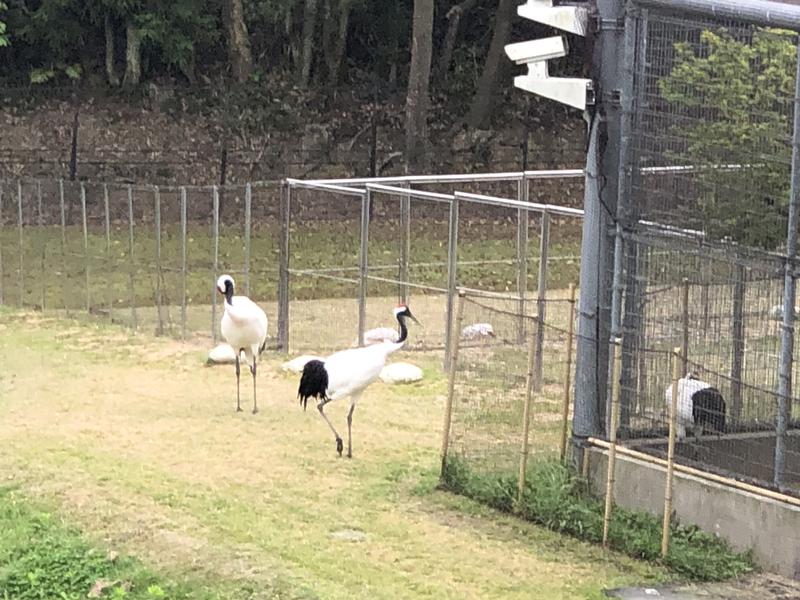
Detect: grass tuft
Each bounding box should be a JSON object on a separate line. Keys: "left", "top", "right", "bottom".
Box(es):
{"left": 0, "top": 487, "right": 210, "bottom": 600}
{"left": 440, "top": 457, "right": 755, "bottom": 582}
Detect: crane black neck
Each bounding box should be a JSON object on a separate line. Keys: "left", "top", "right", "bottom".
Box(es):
{"left": 224, "top": 280, "right": 234, "bottom": 305}
{"left": 396, "top": 313, "right": 409, "bottom": 343}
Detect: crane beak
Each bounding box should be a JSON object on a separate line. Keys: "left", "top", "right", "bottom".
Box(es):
{"left": 408, "top": 314, "right": 421, "bottom": 326}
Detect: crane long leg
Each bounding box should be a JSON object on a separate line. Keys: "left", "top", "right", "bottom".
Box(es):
{"left": 346, "top": 403, "right": 356, "bottom": 459}
{"left": 235, "top": 354, "right": 242, "bottom": 412}
{"left": 250, "top": 355, "right": 258, "bottom": 414}
{"left": 317, "top": 399, "right": 343, "bottom": 456}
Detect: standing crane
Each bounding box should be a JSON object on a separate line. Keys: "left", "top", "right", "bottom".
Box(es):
{"left": 216, "top": 274, "right": 268, "bottom": 414}
{"left": 297, "top": 305, "right": 419, "bottom": 458}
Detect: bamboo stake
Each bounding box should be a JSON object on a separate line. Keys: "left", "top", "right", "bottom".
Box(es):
{"left": 662, "top": 347, "right": 682, "bottom": 559}
{"left": 602, "top": 338, "right": 623, "bottom": 548}
{"left": 441, "top": 289, "right": 467, "bottom": 479}
{"left": 560, "top": 283, "right": 577, "bottom": 462}
{"left": 518, "top": 314, "right": 539, "bottom": 508}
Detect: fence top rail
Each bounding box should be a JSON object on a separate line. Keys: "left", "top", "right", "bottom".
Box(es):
{"left": 285, "top": 179, "right": 366, "bottom": 196}
{"left": 454, "top": 191, "right": 585, "bottom": 216}
{"left": 366, "top": 183, "right": 454, "bottom": 202}
{"left": 633, "top": 0, "right": 800, "bottom": 30}
{"left": 303, "top": 169, "right": 585, "bottom": 186}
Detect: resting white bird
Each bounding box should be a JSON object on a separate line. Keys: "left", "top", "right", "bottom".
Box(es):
{"left": 664, "top": 372, "right": 726, "bottom": 440}
{"left": 358, "top": 327, "right": 400, "bottom": 346}
{"left": 461, "top": 323, "right": 495, "bottom": 340}
{"left": 298, "top": 305, "right": 419, "bottom": 458}
{"left": 217, "top": 274, "right": 268, "bottom": 414}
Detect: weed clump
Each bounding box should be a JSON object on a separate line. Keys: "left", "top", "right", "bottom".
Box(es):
{"left": 440, "top": 458, "right": 754, "bottom": 581}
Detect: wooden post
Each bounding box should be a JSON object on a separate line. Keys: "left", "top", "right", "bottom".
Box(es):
{"left": 681, "top": 278, "right": 689, "bottom": 375}
{"left": 127, "top": 185, "right": 138, "bottom": 329}
{"left": 560, "top": 283, "right": 577, "bottom": 462}
{"left": 662, "top": 347, "right": 682, "bottom": 559}
{"left": 518, "top": 315, "right": 539, "bottom": 508}
{"left": 441, "top": 290, "right": 467, "bottom": 479}
{"left": 80, "top": 183, "right": 90, "bottom": 313}
{"left": 602, "top": 338, "right": 623, "bottom": 548}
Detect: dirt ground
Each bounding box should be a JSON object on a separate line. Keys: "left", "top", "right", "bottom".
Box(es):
{"left": 0, "top": 309, "right": 674, "bottom": 599}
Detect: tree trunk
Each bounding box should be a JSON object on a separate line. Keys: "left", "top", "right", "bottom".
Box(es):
{"left": 104, "top": 14, "right": 120, "bottom": 87}
{"left": 222, "top": 0, "right": 253, "bottom": 83}
{"left": 298, "top": 0, "right": 319, "bottom": 87}
{"left": 123, "top": 20, "right": 141, "bottom": 88}
{"left": 437, "top": 0, "right": 478, "bottom": 80}
{"left": 405, "top": 0, "right": 434, "bottom": 171}
{"left": 467, "top": 0, "right": 516, "bottom": 129}
{"left": 326, "top": 0, "right": 351, "bottom": 86}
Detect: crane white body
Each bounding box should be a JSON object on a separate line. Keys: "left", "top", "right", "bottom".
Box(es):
{"left": 217, "top": 275, "right": 268, "bottom": 413}
{"left": 298, "top": 305, "right": 419, "bottom": 457}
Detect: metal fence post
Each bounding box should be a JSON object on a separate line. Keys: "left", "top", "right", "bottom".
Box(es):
{"left": 278, "top": 181, "right": 291, "bottom": 353}
{"left": 0, "top": 188, "right": 4, "bottom": 305}
{"left": 399, "top": 183, "right": 411, "bottom": 304}
{"left": 517, "top": 176, "right": 530, "bottom": 344}
{"left": 17, "top": 180, "right": 24, "bottom": 307}
{"left": 154, "top": 186, "right": 164, "bottom": 335}
{"left": 59, "top": 180, "right": 68, "bottom": 315}
{"left": 180, "top": 187, "right": 188, "bottom": 341}
{"left": 36, "top": 181, "right": 45, "bottom": 311}
{"left": 775, "top": 39, "right": 800, "bottom": 488}
{"left": 534, "top": 209, "right": 550, "bottom": 390}
{"left": 681, "top": 277, "right": 690, "bottom": 374}
{"left": 127, "top": 185, "right": 138, "bottom": 329}
{"left": 560, "top": 283, "right": 577, "bottom": 463}
{"left": 441, "top": 289, "right": 466, "bottom": 479}
{"left": 103, "top": 184, "right": 112, "bottom": 320}
{"left": 80, "top": 183, "right": 90, "bottom": 313}
{"left": 211, "top": 186, "right": 220, "bottom": 343}
{"left": 444, "top": 196, "right": 460, "bottom": 369}
{"left": 244, "top": 183, "right": 252, "bottom": 297}
{"left": 730, "top": 262, "right": 745, "bottom": 424}
{"left": 357, "top": 188, "right": 371, "bottom": 347}
{"left": 518, "top": 315, "right": 539, "bottom": 508}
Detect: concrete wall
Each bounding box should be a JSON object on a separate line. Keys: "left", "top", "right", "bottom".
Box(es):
{"left": 586, "top": 447, "right": 800, "bottom": 580}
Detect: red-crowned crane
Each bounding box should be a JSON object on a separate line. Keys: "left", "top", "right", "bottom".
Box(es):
{"left": 216, "top": 274, "right": 268, "bottom": 414}
{"left": 297, "top": 305, "right": 419, "bottom": 458}
{"left": 664, "top": 372, "right": 726, "bottom": 440}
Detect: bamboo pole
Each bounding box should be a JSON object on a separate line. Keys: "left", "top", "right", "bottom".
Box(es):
{"left": 518, "top": 315, "right": 539, "bottom": 507}
{"left": 662, "top": 347, "right": 682, "bottom": 559}
{"left": 81, "top": 184, "right": 90, "bottom": 313}
{"left": 103, "top": 184, "right": 112, "bottom": 321}
{"left": 602, "top": 338, "right": 623, "bottom": 548}
{"left": 441, "top": 289, "right": 467, "bottom": 479}
{"left": 560, "top": 283, "right": 577, "bottom": 462}
{"left": 154, "top": 186, "right": 164, "bottom": 335}
{"left": 587, "top": 437, "right": 800, "bottom": 510}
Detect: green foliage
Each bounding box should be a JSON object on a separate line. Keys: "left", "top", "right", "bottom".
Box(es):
{"left": 0, "top": 487, "right": 210, "bottom": 599}
{"left": 441, "top": 458, "right": 755, "bottom": 581}
{"left": 659, "top": 28, "right": 796, "bottom": 249}
{"left": 0, "top": 1, "right": 9, "bottom": 48}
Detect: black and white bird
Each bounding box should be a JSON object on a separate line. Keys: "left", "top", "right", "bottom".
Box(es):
{"left": 664, "top": 372, "right": 726, "bottom": 440}
{"left": 297, "top": 305, "right": 419, "bottom": 458}
{"left": 216, "top": 274, "right": 268, "bottom": 414}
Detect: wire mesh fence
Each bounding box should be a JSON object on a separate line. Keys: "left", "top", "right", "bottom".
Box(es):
{"left": 606, "top": 1, "right": 800, "bottom": 498}
{"left": 441, "top": 290, "right": 578, "bottom": 495}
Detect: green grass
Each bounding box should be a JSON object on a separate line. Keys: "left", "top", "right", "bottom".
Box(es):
{"left": 0, "top": 219, "right": 582, "bottom": 311}
{"left": 0, "top": 309, "right": 669, "bottom": 599}
{"left": 0, "top": 486, "right": 225, "bottom": 600}
{"left": 441, "top": 457, "right": 755, "bottom": 582}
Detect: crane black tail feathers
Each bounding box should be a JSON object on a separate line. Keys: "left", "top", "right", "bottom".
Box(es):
{"left": 298, "top": 359, "right": 329, "bottom": 411}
